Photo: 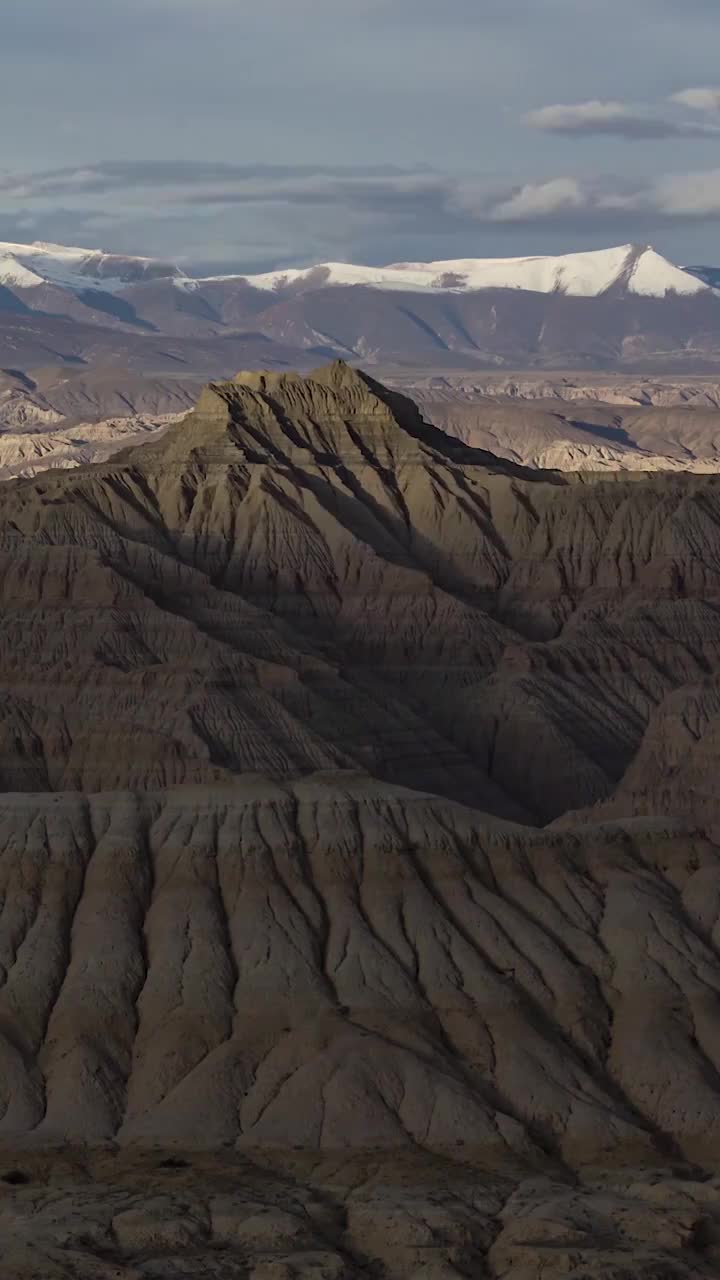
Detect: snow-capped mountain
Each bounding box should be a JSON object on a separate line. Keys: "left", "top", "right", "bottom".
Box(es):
{"left": 0, "top": 239, "right": 710, "bottom": 301}
{"left": 0, "top": 238, "right": 719, "bottom": 377}
{"left": 0, "top": 240, "right": 182, "bottom": 294}
{"left": 200, "top": 244, "right": 710, "bottom": 299}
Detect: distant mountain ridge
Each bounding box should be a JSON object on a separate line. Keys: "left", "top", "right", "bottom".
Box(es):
{"left": 0, "top": 239, "right": 710, "bottom": 299}
{"left": 0, "top": 238, "right": 719, "bottom": 375}
{"left": 0, "top": 239, "right": 182, "bottom": 292}
{"left": 203, "top": 242, "right": 710, "bottom": 298}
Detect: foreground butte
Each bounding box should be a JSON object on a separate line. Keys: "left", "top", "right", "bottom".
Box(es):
{"left": 2, "top": 363, "right": 720, "bottom": 1276}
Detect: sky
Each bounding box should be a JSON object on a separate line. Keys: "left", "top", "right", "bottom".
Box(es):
{"left": 1, "top": 0, "right": 720, "bottom": 271}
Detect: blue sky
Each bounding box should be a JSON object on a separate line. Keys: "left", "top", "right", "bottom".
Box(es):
{"left": 2, "top": 0, "right": 720, "bottom": 269}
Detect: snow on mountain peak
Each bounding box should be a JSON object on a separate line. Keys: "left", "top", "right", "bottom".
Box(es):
{"left": 0, "top": 240, "right": 183, "bottom": 294}
{"left": 625, "top": 245, "right": 708, "bottom": 297}
{"left": 0, "top": 238, "right": 710, "bottom": 301}
{"left": 0, "top": 255, "right": 45, "bottom": 290}
{"left": 224, "top": 244, "right": 709, "bottom": 299}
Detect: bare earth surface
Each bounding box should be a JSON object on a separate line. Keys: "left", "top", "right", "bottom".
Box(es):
{"left": 1, "top": 363, "right": 720, "bottom": 1275}
{"left": 5, "top": 366, "right": 720, "bottom": 481}
{"left": 394, "top": 372, "right": 720, "bottom": 473}
{"left": 3, "top": 785, "right": 720, "bottom": 1277}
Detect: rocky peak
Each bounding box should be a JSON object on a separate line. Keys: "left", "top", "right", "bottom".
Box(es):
{"left": 137, "top": 360, "right": 482, "bottom": 470}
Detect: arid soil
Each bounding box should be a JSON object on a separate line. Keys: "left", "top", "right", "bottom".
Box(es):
{"left": 1, "top": 363, "right": 720, "bottom": 1276}
{"left": 6, "top": 367, "right": 720, "bottom": 481}
{"left": 5, "top": 1145, "right": 720, "bottom": 1278}
{"left": 2, "top": 784, "right": 720, "bottom": 1276}
{"left": 398, "top": 373, "right": 720, "bottom": 472}
{"left": 0, "top": 363, "right": 718, "bottom": 822}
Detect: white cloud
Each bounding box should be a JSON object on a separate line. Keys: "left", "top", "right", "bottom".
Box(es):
{"left": 490, "top": 178, "right": 586, "bottom": 221}
{"left": 525, "top": 99, "right": 720, "bottom": 139}
{"left": 671, "top": 87, "right": 720, "bottom": 112}
{"left": 4, "top": 159, "right": 720, "bottom": 273}
{"left": 527, "top": 101, "right": 634, "bottom": 129}
{"left": 488, "top": 166, "right": 720, "bottom": 224}
{"left": 652, "top": 168, "right": 720, "bottom": 216}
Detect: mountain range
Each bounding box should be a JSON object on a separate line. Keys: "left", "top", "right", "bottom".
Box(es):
{"left": 1, "top": 238, "right": 720, "bottom": 375}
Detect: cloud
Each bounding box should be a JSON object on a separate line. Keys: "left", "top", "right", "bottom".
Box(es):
{"left": 0, "top": 163, "right": 439, "bottom": 204}
{"left": 525, "top": 99, "right": 720, "bottom": 139}
{"left": 6, "top": 160, "right": 720, "bottom": 228}
{"left": 671, "top": 87, "right": 720, "bottom": 112}
{"left": 485, "top": 168, "right": 720, "bottom": 226}
{"left": 487, "top": 179, "right": 587, "bottom": 221}
{"left": 4, "top": 0, "right": 720, "bottom": 277}
{"left": 652, "top": 168, "right": 720, "bottom": 216}
{"left": 3, "top": 159, "right": 720, "bottom": 273}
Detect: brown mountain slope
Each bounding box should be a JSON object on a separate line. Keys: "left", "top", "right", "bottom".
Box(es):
{"left": 1, "top": 785, "right": 720, "bottom": 1276}
{"left": 0, "top": 362, "right": 719, "bottom": 822}
{"left": 3, "top": 366, "right": 720, "bottom": 1274}
{"left": 6, "top": 366, "right": 720, "bottom": 484}
{"left": 5, "top": 267, "right": 720, "bottom": 373}
{"left": 395, "top": 373, "right": 720, "bottom": 472}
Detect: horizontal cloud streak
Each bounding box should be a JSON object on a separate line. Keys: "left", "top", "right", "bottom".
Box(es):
{"left": 525, "top": 100, "right": 720, "bottom": 139}
{"left": 671, "top": 87, "right": 720, "bottom": 112}
{"left": 0, "top": 163, "right": 435, "bottom": 202}
{"left": 5, "top": 160, "right": 720, "bottom": 222}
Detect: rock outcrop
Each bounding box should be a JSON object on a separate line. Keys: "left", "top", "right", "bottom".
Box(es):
{"left": 0, "top": 363, "right": 718, "bottom": 821}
